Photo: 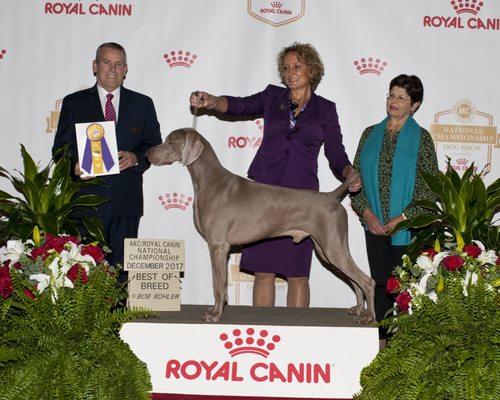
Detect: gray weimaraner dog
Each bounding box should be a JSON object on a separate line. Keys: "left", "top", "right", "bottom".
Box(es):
{"left": 147, "top": 128, "right": 375, "bottom": 323}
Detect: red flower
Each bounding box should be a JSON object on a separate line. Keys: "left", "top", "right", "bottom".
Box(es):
{"left": 442, "top": 255, "right": 464, "bottom": 272}
{"left": 386, "top": 276, "right": 401, "bottom": 294}
{"left": 31, "top": 244, "right": 51, "bottom": 260}
{"left": 81, "top": 245, "right": 105, "bottom": 264}
{"left": 0, "top": 264, "right": 13, "bottom": 299}
{"left": 421, "top": 248, "right": 438, "bottom": 260}
{"left": 67, "top": 263, "right": 88, "bottom": 284}
{"left": 395, "top": 291, "right": 412, "bottom": 313}
{"left": 44, "top": 234, "right": 68, "bottom": 253}
{"left": 23, "top": 288, "right": 36, "bottom": 300}
{"left": 495, "top": 256, "right": 500, "bottom": 265}
{"left": 463, "top": 244, "right": 481, "bottom": 258}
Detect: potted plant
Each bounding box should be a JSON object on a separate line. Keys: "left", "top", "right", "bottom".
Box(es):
{"left": 395, "top": 159, "right": 499, "bottom": 255}
{"left": 0, "top": 145, "right": 106, "bottom": 245}
{"left": 355, "top": 162, "right": 500, "bottom": 400}
{"left": 0, "top": 147, "right": 154, "bottom": 399}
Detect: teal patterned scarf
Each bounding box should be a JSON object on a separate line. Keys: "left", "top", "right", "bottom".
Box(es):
{"left": 360, "top": 116, "right": 421, "bottom": 245}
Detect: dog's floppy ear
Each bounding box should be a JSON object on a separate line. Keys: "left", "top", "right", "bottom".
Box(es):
{"left": 181, "top": 130, "right": 204, "bottom": 166}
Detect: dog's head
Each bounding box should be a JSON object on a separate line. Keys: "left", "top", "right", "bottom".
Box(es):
{"left": 146, "top": 128, "right": 204, "bottom": 167}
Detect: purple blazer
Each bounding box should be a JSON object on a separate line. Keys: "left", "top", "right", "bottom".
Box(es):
{"left": 225, "top": 84, "right": 350, "bottom": 191}
{"left": 225, "top": 85, "right": 352, "bottom": 278}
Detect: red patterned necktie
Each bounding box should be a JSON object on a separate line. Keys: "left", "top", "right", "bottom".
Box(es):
{"left": 105, "top": 93, "right": 116, "bottom": 122}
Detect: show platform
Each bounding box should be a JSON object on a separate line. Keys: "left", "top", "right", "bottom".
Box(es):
{"left": 120, "top": 305, "right": 378, "bottom": 399}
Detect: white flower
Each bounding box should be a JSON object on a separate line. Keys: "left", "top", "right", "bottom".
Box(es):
{"left": 428, "top": 291, "right": 438, "bottom": 303}
{"left": 470, "top": 240, "right": 496, "bottom": 265}
{"left": 30, "top": 256, "right": 74, "bottom": 302}
{"left": 462, "top": 270, "right": 479, "bottom": 297}
{"left": 1, "top": 239, "right": 33, "bottom": 264}
{"left": 416, "top": 251, "right": 448, "bottom": 274}
{"left": 477, "top": 250, "right": 497, "bottom": 265}
{"left": 59, "top": 242, "right": 95, "bottom": 275}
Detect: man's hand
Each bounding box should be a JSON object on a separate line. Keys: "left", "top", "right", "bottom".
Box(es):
{"left": 74, "top": 162, "right": 92, "bottom": 180}
{"left": 118, "top": 150, "right": 138, "bottom": 171}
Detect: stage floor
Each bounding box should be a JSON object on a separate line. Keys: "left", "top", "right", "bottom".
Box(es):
{"left": 136, "top": 304, "right": 372, "bottom": 328}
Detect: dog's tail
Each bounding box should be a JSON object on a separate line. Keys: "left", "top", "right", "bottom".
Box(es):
{"left": 329, "top": 171, "right": 358, "bottom": 201}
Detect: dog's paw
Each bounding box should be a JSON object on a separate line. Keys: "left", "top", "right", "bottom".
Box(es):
{"left": 356, "top": 310, "right": 376, "bottom": 325}
{"left": 347, "top": 305, "right": 363, "bottom": 316}
{"left": 203, "top": 307, "right": 222, "bottom": 323}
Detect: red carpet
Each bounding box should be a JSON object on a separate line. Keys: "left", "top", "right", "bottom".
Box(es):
{"left": 151, "top": 395, "right": 349, "bottom": 400}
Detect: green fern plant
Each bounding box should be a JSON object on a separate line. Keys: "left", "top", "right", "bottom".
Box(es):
{"left": 0, "top": 145, "right": 106, "bottom": 244}
{"left": 355, "top": 277, "right": 499, "bottom": 400}
{"left": 0, "top": 268, "right": 155, "bottom": 400}
{"left": 396, "top": 159, "right": 499, "bottom": 254}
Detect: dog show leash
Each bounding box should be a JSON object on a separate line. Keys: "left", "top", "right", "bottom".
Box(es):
{"left": 192, "top": 91, "right": 199, "bottom": 130}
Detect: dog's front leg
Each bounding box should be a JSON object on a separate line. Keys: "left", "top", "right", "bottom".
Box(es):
{"left": 204, "top": 243, "right": 230, "bottom": 322}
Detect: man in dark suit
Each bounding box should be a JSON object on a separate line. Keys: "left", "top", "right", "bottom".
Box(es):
{"left": 52, "top": 42, "right": 162, "bottom": 282}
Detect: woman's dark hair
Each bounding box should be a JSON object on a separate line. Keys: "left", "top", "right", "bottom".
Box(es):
{"left": 389, "top": 74, "right": 424, "bottom": 111}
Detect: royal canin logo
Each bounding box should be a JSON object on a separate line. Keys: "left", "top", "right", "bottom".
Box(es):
{"left": 44, "top": 1, "right": 133, "bottom": 16}
{"left": 423, "top": 0, "right": 500, "bottom": 30}
{"left": 451, "top": 0, "right": 483, "bottom": 15}
{"left": 451, "top": 157, "right": 473, "bottom": 171}
{"left": 353, "top": 57, "right": 388, "bottom": 75}
{"left": 159, "top": 193, "right": 193, "bottom": 211}
{"left": 228, "top": 120, "right": 263, "bottom": 149}
{"left": 165, "top": 327, "right": 331, "bottom": 383}
{"left": 220, "top": 328, "right": 281, "bottom": 358}
{"left": 0, "top": 49, "right": 6, "bottom": 60}
{"left": 163, "top": 50, "right": 197, "bottom": 68}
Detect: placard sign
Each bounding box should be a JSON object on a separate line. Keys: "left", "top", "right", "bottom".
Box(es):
{"left": 128, "top": 270, "right": 181, "bottom": 311}
{"left": 124, "top": 239, "right": 184, "bottom": 311}
{"left": 123, "top": 239, "right": 184, "bottom": 272}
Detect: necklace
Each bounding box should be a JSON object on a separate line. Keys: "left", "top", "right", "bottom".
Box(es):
{"left": 290, "top": 93, "right": 309, "bottom": 117}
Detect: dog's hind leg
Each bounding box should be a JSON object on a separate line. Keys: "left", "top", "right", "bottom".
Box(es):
{"left": 333, "top": 254, "right": 375, "bottom": 324}
{"left": 311, "top": 237, "right": 369, "bottom": 317}
{"left": 204, "top": 242, "right": 230, "bottom": 322}
{"left": 314, "top": 234, "right": 375, "bottom": 324}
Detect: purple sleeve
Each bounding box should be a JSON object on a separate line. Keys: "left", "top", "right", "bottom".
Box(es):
{"left": 323, "top": 102, "right": 351, "bottom": 179}
{"left": 225, "top": 86, "right": 271, "bottom": 116}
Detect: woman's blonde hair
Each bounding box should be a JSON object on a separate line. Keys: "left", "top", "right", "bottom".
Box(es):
{"left": 277, "top": 42, "right": 325, "bottom": 91}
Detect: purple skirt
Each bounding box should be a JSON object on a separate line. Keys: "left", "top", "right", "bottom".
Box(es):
{"left": 239, "top": 236, "right": 314, "bottom": 278}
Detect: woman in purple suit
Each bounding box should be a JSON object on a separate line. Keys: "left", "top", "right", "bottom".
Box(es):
{"left": 189, "top": 42, "right": 361, "bottom": 308}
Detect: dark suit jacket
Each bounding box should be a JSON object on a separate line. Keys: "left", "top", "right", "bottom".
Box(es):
{"left": 52, "top": 85, "right": 162, "bottom": 217}
{"left": 225, "top": 84, "right": 350, "bottom": 191}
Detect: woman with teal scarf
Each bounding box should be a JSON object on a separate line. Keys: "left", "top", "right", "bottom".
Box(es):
{"left": 351, "top": 75, "right": 438, "bottom": 345}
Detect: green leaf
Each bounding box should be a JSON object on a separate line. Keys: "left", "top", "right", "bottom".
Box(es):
{"left": 486, "top": 178, "right": 500, "bottom": 196}
{"left": 20, "top": 144, "right": 39, "bottom": 182}
{"left": 422, "top": 170, "right": 445, "bottom": 199}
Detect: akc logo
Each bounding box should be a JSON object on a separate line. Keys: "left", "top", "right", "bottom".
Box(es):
{"left": 423, "top": 0, "right": 500, "bottom": 30}
{"left": 353, "top": 57, "right": 388, "bottom": 76}
{"left": 166, "top": 327, "right": 331, "bottom": 383}
{"left": 163, "top": 50, "right": 198, "bottom": 68}
{"left": 44, "top": 1, "right": 133, "bottom": 16}
{"left": 429, "top": 99, "right": 497, "bottom": 173}
{"left": 248, "top": 0, "right": 305, "bottom": 27}
{"left": 0, "top": 49, "right": 6, "bottom": 60}
{"left": 159, "top": 193, "right": 193, "bottom": 211}
{"left": 228, "top": 120, "right": 263, "bottom": 149}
